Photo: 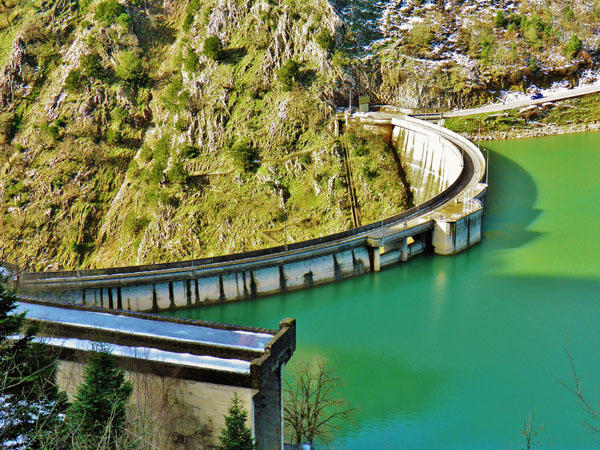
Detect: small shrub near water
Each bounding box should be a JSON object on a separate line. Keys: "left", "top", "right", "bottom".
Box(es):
{"left": 565, "top": 34, "right": 582, "bottom": 59}
{"left": 493, "top": 10, "right": 506, "bottom": 28}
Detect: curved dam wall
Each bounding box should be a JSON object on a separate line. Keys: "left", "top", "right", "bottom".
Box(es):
{"left": 393, "top": 121, "right": 463, "bottom": 204}
{"left": 11, "top": 117, "right": 487, "bottom": 312}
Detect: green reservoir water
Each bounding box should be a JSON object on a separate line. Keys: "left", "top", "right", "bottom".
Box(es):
{"left": 166, "top": 133, "right": 600, "bottom": 449}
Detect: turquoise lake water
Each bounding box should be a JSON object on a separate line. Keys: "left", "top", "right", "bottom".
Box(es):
{"left": 166, "top": 132, "right": 600, "bottom": 449}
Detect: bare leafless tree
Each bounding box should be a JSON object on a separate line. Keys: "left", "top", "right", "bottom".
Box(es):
{"left": 560, "top": 345, "right": 600, "bottom": 434}
{"left": 283, "top": 359, "right": 354, "bottom": 445}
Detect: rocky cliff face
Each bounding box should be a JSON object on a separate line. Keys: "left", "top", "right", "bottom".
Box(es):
{"left": 0, "top": 0, "right": 412, "bottom": 270}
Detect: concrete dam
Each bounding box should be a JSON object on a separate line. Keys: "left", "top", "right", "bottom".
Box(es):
{"left": 7, "top": 113, "right": 488, "bottom": 312}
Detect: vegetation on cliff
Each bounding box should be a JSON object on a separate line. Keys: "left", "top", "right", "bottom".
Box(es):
{"left": 0, "top": 0, "right": 412, "bottom": 271}
{"left": 1, "top": 0, "right": 599, "bottom": 271}
{"left": 334, "top": 0, "right": 600, "bottom": 109}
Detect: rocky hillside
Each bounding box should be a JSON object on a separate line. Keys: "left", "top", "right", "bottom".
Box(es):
{"left": 334, "top": 0, "right": 600, "bottom": 108}
{"left": 0, "top": 0, "right": 412, "bottom": 271}
{"left": 2, "top": 0, "right": 598, "bottom": 271}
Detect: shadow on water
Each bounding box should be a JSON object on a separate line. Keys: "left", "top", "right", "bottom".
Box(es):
{"left": 482, "top": 148, "right": 543, "bottom": 251}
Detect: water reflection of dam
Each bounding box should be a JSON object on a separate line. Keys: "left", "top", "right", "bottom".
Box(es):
{"left": 8, "top": 114, "right": 487, "bottom": 312}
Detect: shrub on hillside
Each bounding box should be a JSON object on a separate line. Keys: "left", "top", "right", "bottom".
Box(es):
{"left": 161, "top": 76, "right": 189, "bottom": 111}
{"left": 167, "top": 160, "right": 189, "bottom": 184}
{"left": 94, "top": 0, "right": 125, "bottom": 25}
{"left": 106, "top": 128, "right": 122, "bottom": 145}
{"left": 278, "top": 59, "right": 299, "bottom": 92}
{"left": 183, "top": 0, "right": 201, "bottom": 32}
{"left": 153, "top": 136, "right": 170, "bottom": 169}
{"left": 564, "top": 7, "right": 575, "bottom": 22}
{"left": 332, "top": 50, "right": 350, "bottom": 70}
{"left": 405, "top": 21, "right": 435, "bottom": 55}
{"left": 565, "top": 34, "right": 582, "bottom": 59}
{"left": 115, "top": 51, "right": 145, "bottom": 84}
{"left": 494, "top": 10, "right": 506, "bottom": 28}
{"left": 79, "top": 0, "right": 93, "bottom": 13}
{"left": 203, "top": 35, "right": 224, "bottom": 60}
{"left": 183, "top": 51, "right": 199, "bottom": 72}
{"left": 0, "top": 112, "right": 19, "bottom": 144}
{"left": 116, "top": 12, "right": 132, "bottom": 29}
{"left": 110, "top": 106, "right": 128, "bottom": 126}
{"left": 229, "top": 139, "right": 259, "bottom": 173}
{"left": 65, "top": 68, "right": 85, "bottom": 92}
{"left": 480, "top": 34, "right": 494, "bottom": 62}
{"left": 80, "top": 52, "right": 104, "bottom": 79}
{"left": 316, "top": 28, "right": 335, "bottom": 52}
{"left": 181, "top": 144, "right": 200, "bottom": 159}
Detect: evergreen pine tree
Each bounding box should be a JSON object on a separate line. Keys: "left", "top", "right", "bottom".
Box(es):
{"left": 67, "top": 348, "right": 133, "bottom": 445}
{"left": 218, "top": 393, "right": 255, "bottom": 450}
{"left": 0, "top": 278, "right": 67, "bottom": 448}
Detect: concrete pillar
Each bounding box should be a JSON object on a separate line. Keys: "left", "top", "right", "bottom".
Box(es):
{"left": 373, "top": 247, "right": 381, "bottom": 272}
{"left": 433, "top": 211, "right": 482, "bottom": 256}
{"left": 400, "top": 238, "right": 408, "bottom": 262}
{"left": 253, "top": 367, "right": 283, "bottom": 449}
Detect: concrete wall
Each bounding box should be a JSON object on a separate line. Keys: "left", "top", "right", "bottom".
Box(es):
{"left": 432, "top": 205, "right": 483, "bottom": 256}
{"left": 57, "top": 357, "right": 290, "bottom": 449}
{"left": 57, "top": 358, "right": 258, "bottom": 448}
{"left": 254, "top": 367, "right": 283, "bottom": 450}
{"left": 392, "top": 123, "right": 463, "bottom": 204}
{"left": 24, "top": 247, "right": 373, "bottom": 311}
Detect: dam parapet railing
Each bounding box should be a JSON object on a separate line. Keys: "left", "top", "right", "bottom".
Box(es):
{"left": 6, "top": 116, "right": 488, "bottom": 312}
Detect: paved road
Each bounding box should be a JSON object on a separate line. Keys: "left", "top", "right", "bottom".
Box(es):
{"left": 444, "top": 83, "right": 600, "bottom": 118}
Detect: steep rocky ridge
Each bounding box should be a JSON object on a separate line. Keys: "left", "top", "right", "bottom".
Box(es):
{"left": 3, "top": 0, "right": 597, "bottom": 271}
